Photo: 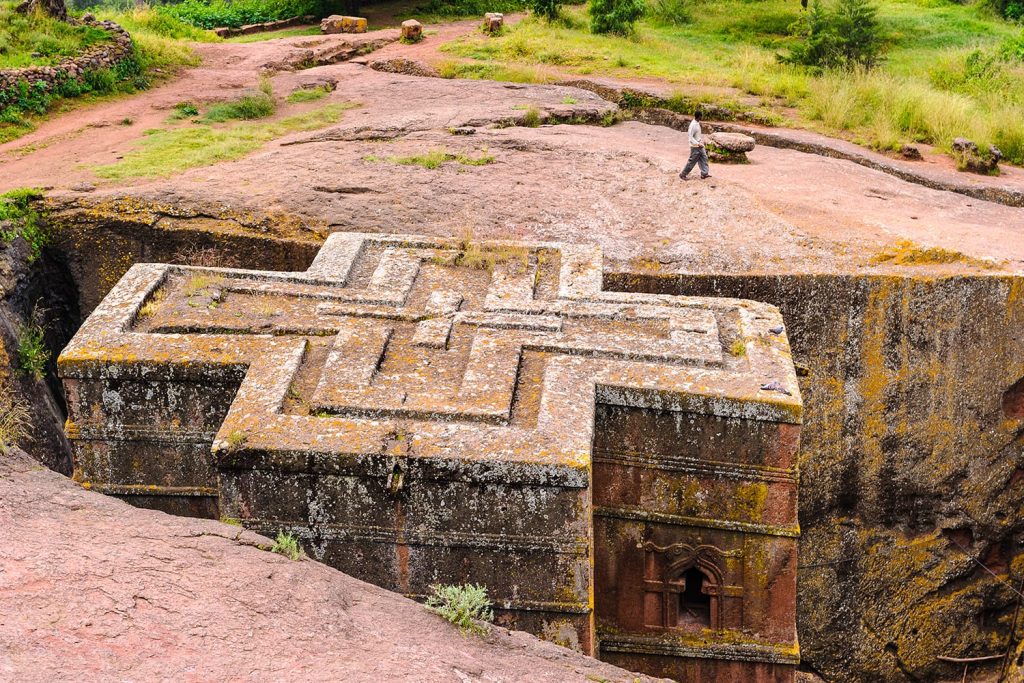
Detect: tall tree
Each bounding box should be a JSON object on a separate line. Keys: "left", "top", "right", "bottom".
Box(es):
{"left": 16, "top": 0, "right": 68, "bottom": 21}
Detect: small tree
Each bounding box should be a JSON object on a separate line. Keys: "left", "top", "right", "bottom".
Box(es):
{"left": 530, "top": 0, "right": 562, "bottom": 21}
{"left": 590, "top": 0, "right": 645, "bottom": 35}
{"left": 784, "top": 0, "right": 882, "bottom": 70}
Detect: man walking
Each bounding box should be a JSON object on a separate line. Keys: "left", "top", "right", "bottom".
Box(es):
{"left": 679, "top": 109, "right": 711, "bottom": 180}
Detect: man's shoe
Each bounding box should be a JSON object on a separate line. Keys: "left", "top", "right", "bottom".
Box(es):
{"left": 701, "top": 174, "right": 712, "bottom": 179}
{"left": 679, "top": 172, "right": 689, "bottom": 180}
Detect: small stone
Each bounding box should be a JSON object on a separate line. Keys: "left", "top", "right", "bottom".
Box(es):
{"left": 898, "top": 144, "right": 922, "bottom": 161}
{"left": 450, "top": 127, "right": 476, "bottom": 136}
{"left": 320, "top": 15, "right": 367, "bottom": 34}
{"left": 952, "top": 137, "right": 1001, "bottom": 175}
{"left": 70, "top": 183, "right": 96, "bottom": 193}
{"left": 769, "top": 325, "right": 784, "bottom": 334}
{"left": 401, "top": 19, "right": 423, "bottom": 42}
{"left": 482, "top": 12, "right": 504, "bottom": 33}
{"left": 82, "top": 12, "right": 95, "bottom": 21}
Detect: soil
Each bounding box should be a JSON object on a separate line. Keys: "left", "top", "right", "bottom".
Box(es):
{"left": 0, "top": 448, "right": 668, "bottom": 683}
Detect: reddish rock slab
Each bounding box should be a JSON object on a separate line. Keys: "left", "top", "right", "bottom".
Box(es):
{"left": 0, "top": 447, "right": 668, "bottom": 683}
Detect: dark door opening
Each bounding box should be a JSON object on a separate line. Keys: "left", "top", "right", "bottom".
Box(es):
{"left": 678, "top": 567, "right": 711, "bottom": 628}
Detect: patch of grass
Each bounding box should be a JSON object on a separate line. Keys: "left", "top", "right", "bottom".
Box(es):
{"left": 390, "top": 147, "right": 496, "bottom": 169}
{"left": 869, "top": 238, "right": 993, "bottom": 267}
{"left": 184, "top": 274, "right": 222, "bottom": 297}
{"left": 521, "top": 104, "right": 542, "bottom": 127}
{"left": 225, "top": 429, "right": 248, "bottom": 450}
{"left": 170, "top": 101, "right": 200, "bottom": 120}
{"left": 16, "top": 321, "right": 48, "bottom": 380}
{"left": 425, "top": 583, "right": 494, "bottom": 635}
{"left": 138, "top": 287, "right": 166, "bottom": 318}
{"left": 0, "top": 388, "right": 31, "bottom": 452}
{"left": 439, "top": 3, "right": 1024, "bottom": 165}
{"left": 94, "top": 103, "right": 354, "bottom": 179}
{"left": 225, "top": 26, "right": 321, "bottom": 43}
{"left": 561, "top": 96, "right": 578, "bottom": 104}
{"left": 729, "top": 339, "right": 747, "bottom": 357}
{"left": 453, "top": 233, "right": 529, "bottom": 272}
{"left": 205, "top": 90, "right": 275, "bottom": 122}
{"left": 409, "top": 0, "right": 527, "bottom": 22}
{"left": 286, "top": 84, "right": 332, "bottom": 103}
{"left": 271, "top": 532, "right": 303, "bottom": 560}
{"left": 0, "top": 188, "right": 47, "bottom": 262}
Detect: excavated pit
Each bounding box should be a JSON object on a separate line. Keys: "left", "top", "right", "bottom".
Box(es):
{"left": 8, "top": 204, "right": 1017, "bottom": 683}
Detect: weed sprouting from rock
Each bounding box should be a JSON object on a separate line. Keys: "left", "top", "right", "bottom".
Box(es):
{"left": 16, "top": 321, "right": 48, "bottom": 380}
{"left": 270, "top": 532, "right": 303, "bottom": 560}
{"left": 0, "top": 390, "right": 31, "bottom": 452}
{"left": 425, "top": 583, "right": 494, "bottom": 634}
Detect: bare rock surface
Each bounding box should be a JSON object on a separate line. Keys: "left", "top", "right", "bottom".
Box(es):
{"left": 0, "top": 448, "right": 665, "bottom": 683}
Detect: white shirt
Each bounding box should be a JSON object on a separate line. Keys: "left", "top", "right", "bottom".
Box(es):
{"left": 688, "top": 119, "right": 703, "bottom": 148}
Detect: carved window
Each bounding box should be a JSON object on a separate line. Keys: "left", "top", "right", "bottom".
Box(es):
{"left": 642, "top": 542, "right": 724, "bottom": 631}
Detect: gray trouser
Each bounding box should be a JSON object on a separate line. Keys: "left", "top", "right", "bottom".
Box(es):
{"left": 681, "top": 146, "right": 709, "bottom": 177}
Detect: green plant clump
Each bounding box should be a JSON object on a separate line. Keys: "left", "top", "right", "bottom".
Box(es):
{"left": 17, "top": 322, "right": 49, "bottom": 380}
{"left": 0, "top": 188, "right": 47, "bottom": 262}
{"left": 589, "top": 0, "right": 645, "bottom": 35}
{"left": 391, "top": 147, "right": 495, "bottom": 168}
{"left": 270, "top": 532, "right": 303, "bottom": 560}
{"left": 783, "top": 0, "right": 882, "bottom": 70}
{"left": 425, "top": 583, "right": 495, "bottom": 634}
{"left": 530, "top": 0, "right": 562, "bottom": 21}
{"left": 159, "top": 0, "right": 344, "bottom": 29}
{"left": 204, "top": 92, "right": 275, "bottom": 122}
{"left": 286, "top": 84, "right": 332, "bottom": 103}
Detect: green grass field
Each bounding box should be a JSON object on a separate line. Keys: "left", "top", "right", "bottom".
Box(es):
{"left": 441, "top": 1, "right": 1024, "bottom": 163}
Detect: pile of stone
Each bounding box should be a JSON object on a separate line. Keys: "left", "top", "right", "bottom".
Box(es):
{"left": 483, "top": 12, "right": 504, "bottom": 33}
{"left": 320, "top": 15, "right": 367, "bottom": 34}
{"left": 0, "top": 18, "right": 133, "bottom": 110}
{"left": 369, "top": 57, "right": 439, "bottom": 78}
{"left": 952, "top": 137, "right": 1001, "bottom": 175}
{"left": 706, "top": 131, "right": 756, "bottom": 163}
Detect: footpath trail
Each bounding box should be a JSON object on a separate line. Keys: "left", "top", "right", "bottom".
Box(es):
{"left": 0, "top": 19, "right": 1021, "bottom": 273}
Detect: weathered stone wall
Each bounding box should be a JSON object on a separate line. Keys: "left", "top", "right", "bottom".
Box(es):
{"left": 608, "top": 271, "right": 1024, "bottom": 682}
{"left": 0, "top": 19, "right": 134, "bottom": 111}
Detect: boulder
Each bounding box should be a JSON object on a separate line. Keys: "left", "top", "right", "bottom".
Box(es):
{"left": 483, "top": 12, "right": 504, "bottom": 33}
{"left": 952, "top": 137, "right": 1001, "bottom": 175}
{"left": 320, "top": 15, "right": 367, "bottom": 34}
{"left": 899, "top": 144, "right": 922, "bottom": 161}
{"left": 401, "top": 19, "right": 423, "bottom": 42}
{"left": 707, "top": 131, "right": 755, "bottom": 153}
{"left": 707, "top": 131, "right": 755, "bottom": 163}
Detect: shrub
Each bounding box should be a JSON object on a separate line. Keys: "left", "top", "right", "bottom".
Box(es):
{"left": 17, "top": 322, "right": 49, "bottom": 380}
{"left": 411, "top": 0, "right": 528, "bottom": 19}
{"left": 647, "top": 0, "right": 692, "bottom": 25}
{"left": 784, "top": 0, "right": 882, "bottom": 70}
{"left": 270, "top": 532, "right": 303, "bottom": 560}
{"left": 589, "top": 0, "right": 645, "bottom": 34}
{"left": 425, "top": 583, "right": 494, "bottom": 634}
{"left": 0, "top": 188, "right": 47, "bottom": 262}
{"left": 204, "top": 92, "right": 275, "bottom": 121}
{"left": 530, "top": 0, "right": 561, "bottom": 21}
{"left": 159, "top": 0, "right": 349, "bottom": 29}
